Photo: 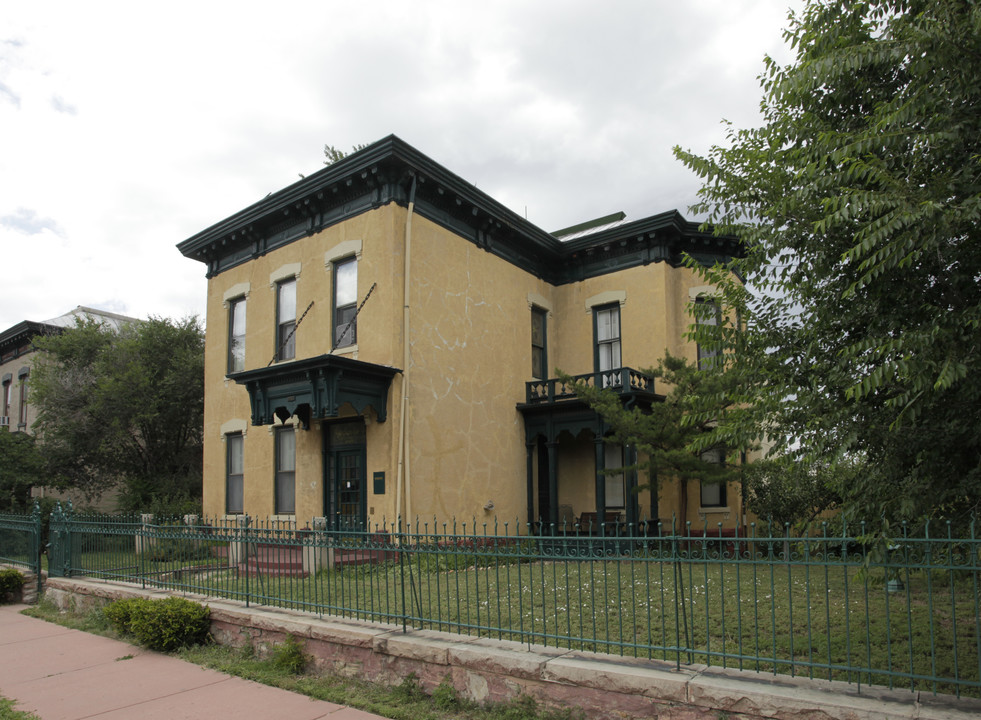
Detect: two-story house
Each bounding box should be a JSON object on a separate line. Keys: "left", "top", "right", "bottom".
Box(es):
{"left": 177, "top": 136, "right": 745, "bottom": 531}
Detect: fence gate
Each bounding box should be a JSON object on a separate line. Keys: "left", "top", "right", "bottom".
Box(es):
{"left": 47, "top": 502, "right": 73, "bottom": 578}
{"left": 0, "top": 501, "right": 44, "bottom": 598}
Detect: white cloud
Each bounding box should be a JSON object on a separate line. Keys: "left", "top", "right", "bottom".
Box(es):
{"left": 0, "top": 0, "right": 802, "bottom": 332}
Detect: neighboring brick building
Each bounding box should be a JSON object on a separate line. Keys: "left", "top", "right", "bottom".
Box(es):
{"left": 0, "top": 306, "right": 136, "bottom": 511}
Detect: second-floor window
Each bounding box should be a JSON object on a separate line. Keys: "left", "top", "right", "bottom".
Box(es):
{"left": 228, "top": 297, "right": 246, "bottom": 373}
{"left": 333, "top": 257, "right": 357, "bottom": 347}
{"left": 18, "top": 372, "right": 28, "bottom": 428}
{"left": 1, "top": 378, "right": 10, "bottom": 418}
{"left": 695, "top": 297, "right": 721, "bottom": 370}
{"left": 531, "top": 308, "right": 547, "bottom": 380}
{"left": 277, "top": 278, "right": 296, "bottom": 361}
{"left": 594, "top": 305, "right": 621, "bottom": 373}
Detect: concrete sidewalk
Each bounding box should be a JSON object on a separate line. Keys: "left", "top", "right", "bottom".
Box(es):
{"left": 0, "top": 603, "right": 385, "bottom": 719}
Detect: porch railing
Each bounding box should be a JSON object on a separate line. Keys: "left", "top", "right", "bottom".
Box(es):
{"left": 524, "top": 367, "right": 655, "bottom": 404}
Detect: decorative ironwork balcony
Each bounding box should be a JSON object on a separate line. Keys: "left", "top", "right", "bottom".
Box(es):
{"left": 524, "top": 367, "right": 655, "bottom": 405}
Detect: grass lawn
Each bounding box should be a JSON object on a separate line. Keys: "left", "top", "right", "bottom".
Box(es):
{"left": 66, "top": 541, "right": 981, "bottom": 698}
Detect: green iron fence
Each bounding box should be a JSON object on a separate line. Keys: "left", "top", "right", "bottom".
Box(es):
{"left": 23, "top": 505, "right": 981, "bottom": 698}
{"left": 0, "top": 501, "right": 43, "bottom": 597}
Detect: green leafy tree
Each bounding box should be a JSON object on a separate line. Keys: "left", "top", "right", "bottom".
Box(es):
{"left": 561, "top": 353, "right": 745, "bottom": 520}
{"left": 30, "top": 316, "right": 205, "bottom": 511}
{"left": 742, "top": 457, "right": 845, "bottom": 531}
{"left": 323, "top": 143, "right": 368, "bottom": 166}
{"left": 0, "top": 430, "right": 45, "bottom": 511}
{"left": 674, "top": 0, "right": 981, "bottom": 530}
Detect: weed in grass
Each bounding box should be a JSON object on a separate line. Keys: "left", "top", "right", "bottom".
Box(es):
{"left": 0, "top": 696, "right": 41, "bottom": 720}
{"left": 270, "top": 634, "right": 309, "bottom": 674}
{"left": 396, "top": 672, "right": 427, "bottom": 702}
{"left": 432, "top": 677, "right": 461, "bottom": 710}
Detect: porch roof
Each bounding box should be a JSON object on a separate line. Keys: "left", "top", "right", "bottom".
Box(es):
{"left": 228, "top": 354, "right": 400, "bottom": 428}
{"left": 517, "top": 367, "right": 662, "bottom": 442}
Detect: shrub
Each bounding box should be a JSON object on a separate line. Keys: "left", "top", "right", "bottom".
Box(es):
{"left": 103, "top": 596, "right": 210, "bottom": 652}
{"left": 270, "top": 634, "right": 309, "bottom": 674}
{"left": 102, "top": 597, "right": 149, "bottom": 635}
{"left": 0, "top": 568, "right": 25, "bottom": 602}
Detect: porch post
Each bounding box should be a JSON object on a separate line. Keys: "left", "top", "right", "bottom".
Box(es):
{"left": 547, "top": 440, "right": 559, "bottom": 528}
{"left": 594, "top": 436, "right": 607, "bottom": 536}
{"left": 525, "top": 440, "right": 535, "bottom": 529}
{"left": 625, "top": 444, "right": 638, "bottom": 531}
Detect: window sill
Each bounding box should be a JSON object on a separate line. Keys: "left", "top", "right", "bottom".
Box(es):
{"left": 699, "top": 506, "right": 731, "bottom": 514}
{"left": 333, "top": 344, "right": 358, "bottom": 356}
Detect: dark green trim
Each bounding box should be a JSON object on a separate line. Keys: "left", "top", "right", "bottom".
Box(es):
{"left": 227, "top": 296, "right": 246, "bottom": 375}
{"left": 322, "top": 418, "right": 368, "bottom": 527}
{"left": 229, "top": 354, "right": 400, "bottom": 427}
{"left": 177, "top": 136, "right": 744, "bottom": 284}
{"left": 0, "top": 321, "right": 61, "bottom": 357}
{"left": 274, "top": 425, "right": 296, "bottom": 515}
{"left": 531, "top": 306, "right": 548, "bottom": 381}
{"left": 225, "top": 431, "right": 244, "bottom": 515}
{"left": 552, "top": 211, "right": 625, "bottom": 238}
{"left": 592, "top": 303, "right": 621, "bottom": 374}
{"left": 332, "top": 256, "right": 357, "bottom": 349}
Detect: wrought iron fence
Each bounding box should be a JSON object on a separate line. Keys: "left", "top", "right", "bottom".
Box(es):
{"left": 18, "top": 504, "right": 981, "bottom": 698}
{"left": 0, "top": 501, "right": 43, "bottom": 597}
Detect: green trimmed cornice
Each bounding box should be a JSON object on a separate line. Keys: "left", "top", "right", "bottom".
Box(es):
{"left": 177, "top": 135, "right": 743, "bottom": 284}
{"left": 228, "top": 354, "right": 400, "bottom": 428}
{"left": 0, "top": 321, "right": 60, "bottom": 358}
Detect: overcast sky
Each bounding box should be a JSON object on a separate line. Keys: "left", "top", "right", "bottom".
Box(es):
{"left": 0, "top": 1, "right": 801, "bottom": 332}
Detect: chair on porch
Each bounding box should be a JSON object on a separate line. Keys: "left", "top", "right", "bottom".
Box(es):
{"left": 576, "top": 511, "right": 622, "bottom": 535}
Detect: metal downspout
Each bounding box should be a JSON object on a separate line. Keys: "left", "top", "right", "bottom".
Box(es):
{"left": 395, "top": 174, "right": 417, "bottom": 527}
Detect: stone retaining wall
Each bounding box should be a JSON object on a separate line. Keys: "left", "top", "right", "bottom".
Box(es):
{"left": 43, "top": 577, "right": 980, "bottom": 720}
{"left": 0, "top": 564, "right": 40, "bottom": 605}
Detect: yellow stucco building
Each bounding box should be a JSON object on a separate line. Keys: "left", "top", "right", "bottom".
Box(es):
{"left": 178, "top": 136, "right": 745, "bottom": 532}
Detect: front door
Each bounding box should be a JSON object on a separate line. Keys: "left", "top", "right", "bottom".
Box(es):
{"left": 335, "top": 449, "right": 364, "bottom": 529}
{"left": 324, "top": 420, "right": 366, "bottom": 530}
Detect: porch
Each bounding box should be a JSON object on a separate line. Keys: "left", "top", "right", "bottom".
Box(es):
{"left": 517, "top": 367, "right": 661, "bottom": 535}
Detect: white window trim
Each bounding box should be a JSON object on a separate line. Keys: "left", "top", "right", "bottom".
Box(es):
{"left": 220, "top": 419, "right": 248, "bottom": 440}
{"left": 688, "top": 285, "right": 718, "bottom": 301}
{"left": 269, "top": 263, "right": 302, "bottom": 288}
{"left": 527, "top": 292, "right": 553, "bottom": 315}
{"left": 222, "top": 282, "right": 251, "bottom": 306}
{"left": 324, "top": 239, "right": 363, "bottom": 267}
{"left": 585, "top": 290, "right": 626, "bottom": 313}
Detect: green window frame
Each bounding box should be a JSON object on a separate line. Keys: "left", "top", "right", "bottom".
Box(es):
{"left": 593, "top": 304, "right": 621, "bottom": 374}
{"left": 699, "top": 448, "right": 727, "bottom": 507}
{"left": 531, "top": 307, "right": 547, "bottom": 380}
{"left": 226, "top": 433, "right": 244, "bottom": 514}
{"left": 277, "top": 279, "right": 296, "bottom": 362}
{"left": 275, "top": 426, "right": 296, "bottom": 514}
{"left": 228, "top": 296, "right": 246, "bottom": 374}
{"left": 695, "top": 297, "right": 721, "bottom": 370}
{"left": 333, "top": 257, "right": 358, "bottom": 348}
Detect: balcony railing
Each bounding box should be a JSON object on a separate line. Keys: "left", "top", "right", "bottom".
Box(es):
{"left": 524, "top": 367, "right": 655, "bottom": 404}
